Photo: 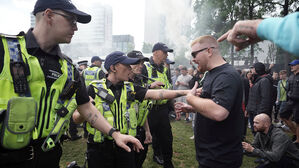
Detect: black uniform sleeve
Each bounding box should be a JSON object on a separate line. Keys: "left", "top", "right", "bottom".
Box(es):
{"left": 141, "top": 64, "right": 148, "bottom": 83}
{"left": 0, "top": 40, "right": 4, "bottom": 74}
{"left": 98, "top": 70, "right": 106, "bottom": 80}
{"left": 75, "top": 75, "right": 90, "bottom": 105}
{"left": 134, "top": 85, "right": 148, "bottom": 102}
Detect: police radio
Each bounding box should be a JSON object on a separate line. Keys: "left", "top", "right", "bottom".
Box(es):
{"left": 96, "top": 87, "right": 115, "bottom": 104}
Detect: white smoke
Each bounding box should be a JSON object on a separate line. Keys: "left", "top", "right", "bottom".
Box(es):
{"left": 146, "top": 0, "right": 195, "bottom": 59}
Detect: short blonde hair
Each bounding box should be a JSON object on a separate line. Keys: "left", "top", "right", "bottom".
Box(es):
{"left": 279, "top": 70, "right": 287, "bottom": 75}
{"left": 191, "top": 35, "right": 218, "bottom": 47}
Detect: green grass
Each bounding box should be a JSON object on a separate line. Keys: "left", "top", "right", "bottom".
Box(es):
{"left": 60, "top": 120, "right": 258, "bottom": 168}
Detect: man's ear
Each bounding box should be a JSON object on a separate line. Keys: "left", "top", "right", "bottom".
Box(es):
{"left": 110, "top": 65, "right": 116, "bottom": 72}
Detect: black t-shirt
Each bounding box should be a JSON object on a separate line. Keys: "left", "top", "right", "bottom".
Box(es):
{"left": 88, "top": 79, "right": 147, "bottom": 103}
{"left": 195, "top": 63, "right": 244, "bottom": 168}
{"left": 0, "top": 29, "right": 89, "bottom": 105}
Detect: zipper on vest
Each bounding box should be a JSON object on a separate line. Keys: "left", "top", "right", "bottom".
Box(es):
{"left": 38, "top": 87, "right": 51, "bottom": 138}
{"left": 120, "top": 102, "right": 124, "bottom": 131}
{"left": 45, "top": 89, "right": 56, "bottom": 129}
{"left": 36, "top": 88, "right": 45, "bottom": 128}
{"left": 114, "top": 103, "right": 119, "bottom": 130}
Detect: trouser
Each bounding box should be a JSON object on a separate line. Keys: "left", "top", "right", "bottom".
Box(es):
{"left": 148, "top": 104, "right": 174, "bottom": 168}
{"left": 135, "top": 126, "right": 149, "bottom": 168}
{"left": 0, "top": 137, "right": 62, "bottom": 168}
{"left": 87, "top": 139, "right": 135, "bottom": 168}
{"left": 69, "top": 116, "right": 79, "bottom": 137}
{"left": 255, "top": 155, "right": 296, "bottom": 168}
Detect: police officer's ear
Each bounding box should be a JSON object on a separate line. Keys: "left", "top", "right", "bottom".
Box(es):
{"left": 110, "top": 65, "right": 117, "bottom": 73}
{"left": 41, "top": 9, "right": 54, "bottom": 25}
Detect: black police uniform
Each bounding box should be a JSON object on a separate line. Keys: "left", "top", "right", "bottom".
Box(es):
{"left": 86, "top": 79, "right": 147, "bottom": 168}
{"left": 0, "top": 29, "right": 90, "bottom": 168}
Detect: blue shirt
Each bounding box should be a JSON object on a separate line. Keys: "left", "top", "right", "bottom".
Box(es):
{"left": 257, "top": 12, "right": 299, "bottom": 57}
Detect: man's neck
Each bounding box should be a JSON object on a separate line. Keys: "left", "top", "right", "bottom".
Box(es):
{"left": 208, "top": 56, "right": 226, "bottom": 71}
{"left": 32, "top": 26, "right": 56, "bottom": 53}
{"left": 107, "top": 74, "right": 120, "bottom": 85}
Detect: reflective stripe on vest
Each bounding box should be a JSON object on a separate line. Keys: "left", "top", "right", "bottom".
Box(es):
{"left": 83, "top": 66, "right": 101, "bottom": 86}
{"left": 144, "top": 62, "right": 170, "bottom": 105}
{"left": 0, "top": 35, "right": 76, "bottom": 139}
{"left": 86, "top": 79, "right": 138, "bottom": 143}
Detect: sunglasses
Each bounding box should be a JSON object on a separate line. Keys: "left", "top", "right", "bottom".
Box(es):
{"left": 52, "top": 11, "right": 77, "bottom": 27}
{"left": 191, "top": 47, "right": 215, "bottom": 58}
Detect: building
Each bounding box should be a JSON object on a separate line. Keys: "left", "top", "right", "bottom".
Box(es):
{"left": 112, "top": 35, "right": 135, "bottom": 53}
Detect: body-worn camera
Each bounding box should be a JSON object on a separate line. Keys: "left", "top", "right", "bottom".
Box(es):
{"left": 96, "top": 88, "right": 115, "bottom": 104}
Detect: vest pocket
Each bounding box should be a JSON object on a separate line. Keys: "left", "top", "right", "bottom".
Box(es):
{"left": 0, "top": 97, "right": 37, "bottom": 149}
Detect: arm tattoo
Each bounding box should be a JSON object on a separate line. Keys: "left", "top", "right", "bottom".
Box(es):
{"left": 89, "top": 113, "right": 99, "bottom": 126}
{"left": 159, "top": 91, "right": 164, "bottom": 99}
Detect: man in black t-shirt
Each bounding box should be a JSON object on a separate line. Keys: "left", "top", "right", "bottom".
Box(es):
{"left": 175, "top": 35, "right": 244, "bottom": 168}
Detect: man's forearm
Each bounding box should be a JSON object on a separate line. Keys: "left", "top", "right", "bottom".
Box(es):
{"left": 145, "top": 89, "right": 189, "bottom": 100}
{"left": 77, "top": 102, "right": 112, "bottom": 135}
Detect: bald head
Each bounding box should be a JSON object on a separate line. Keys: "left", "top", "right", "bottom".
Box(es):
{"left": 254, "top": 113, "right": 271, "bottom": 125}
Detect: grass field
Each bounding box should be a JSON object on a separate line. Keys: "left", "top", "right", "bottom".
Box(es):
{"left": 60, "top": 119, "right": 258, "bottom": 168}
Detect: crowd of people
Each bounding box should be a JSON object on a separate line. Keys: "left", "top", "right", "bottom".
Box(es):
{"left": 0, "top": 0, "right": 299, "bottom": 168}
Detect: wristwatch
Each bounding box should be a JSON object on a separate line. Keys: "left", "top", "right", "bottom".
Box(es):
{"left": 108, "top": 128, "right": 119, "bottom": 137}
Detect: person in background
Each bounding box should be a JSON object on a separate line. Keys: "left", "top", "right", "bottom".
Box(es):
{"left": 242, "top": 113, "right": 299, "bottom": 168}
{"left": 188, "top": 67, "right": 194, "bottom": 76}
{"left": 276, "top": 70, "right": 289, "bottom": 126}
{"left": 272, "top": 72, "right": 279, "bottom": 123}
{"left": 171, "top": 68, "right": 180, "bottom": 90}
{"left": 281, "top": 60, "right": 299, "bottom": 147}
{"left": 247, "top": 62, "right": 274, "bottom": 135}
{"left": 141, "top": 42, "right": 175, "bottom": 167}
{"left": 218, "top": 12, "right": 299, "bottom": 57}
{"left": 77, "top": 60, "right": 88, "bottom": 72}
{"left": 238, "top": 69, "right": 250, "bottom": 140}
{"left": 127, "top": 50, "right": 152, "bottom": 168}
{"left": 175, "top": 66, "right": 192, "bottom": 121}
{"left": 175, "top": 35, "right": 244, "bottom": 168}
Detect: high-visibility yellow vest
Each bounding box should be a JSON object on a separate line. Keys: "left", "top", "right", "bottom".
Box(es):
{"left": 86, "top": 79, "right": 139, "bottom": 143}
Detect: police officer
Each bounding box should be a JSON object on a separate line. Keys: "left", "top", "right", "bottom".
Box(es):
{"left": 77, "top": 60, "right": 88, "bottom": 72}
{"left": 0, "top": 1, "right": 143, "bottom": 168}
{"left": 82, "top": 56, "right": 106, "bottom": 85}
{"left": 73, "top": 51, "right": 191, "bottom": 168}
{"left": 127, "top": 50, "right": 152, "bottom": 168}
{"left": 142, "top": 42, "right": 174, "bottom": 167}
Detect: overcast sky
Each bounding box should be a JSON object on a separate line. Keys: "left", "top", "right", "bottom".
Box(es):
{"left": 0, "top": 0, "right": 145, "bottom": 50}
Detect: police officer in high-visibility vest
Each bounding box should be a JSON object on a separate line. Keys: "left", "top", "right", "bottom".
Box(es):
{"left": 82, "top": 56, "right": 105, "bottom": 86}
{"left": 141, "top": 42, "right": 174, "bottom": 167}
{"left": 0, "top": 0, "right": 143, "bottom": 168}
{"left": 73, "top": 51, "right": 191, "bottom": 168}
{"left": 79, "top": 56, "right": 105, "bottom": 138}
{"left": 127, "top": 50, "right": 154, "bottom": 168}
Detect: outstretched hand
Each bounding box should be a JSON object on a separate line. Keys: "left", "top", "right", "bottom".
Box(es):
{"left": 217, "top": 20, "right": 262, "bottom": 51}
{"left": 113, "top": 132, "right": 144, "bottom": 152}
{"left": 150, "top": 81, "right": 165, "bottom": 89}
